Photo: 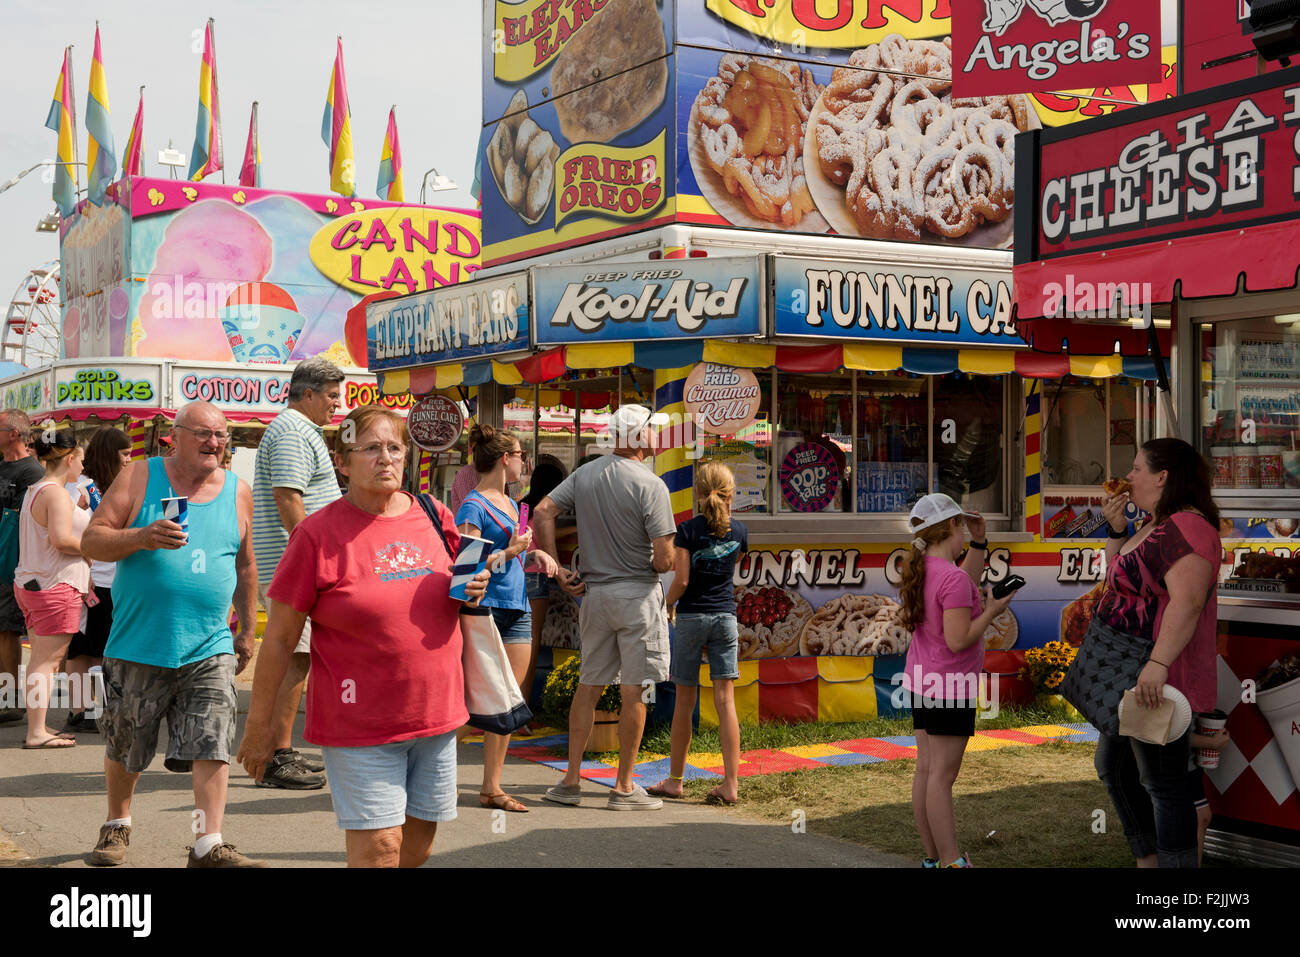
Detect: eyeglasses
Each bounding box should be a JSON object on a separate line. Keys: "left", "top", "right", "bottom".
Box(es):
{"left": 174, "top": 425, "right": 230, "bottom": 444}
{"left": 349, "top": 442, "right": 406, "bottom": 460}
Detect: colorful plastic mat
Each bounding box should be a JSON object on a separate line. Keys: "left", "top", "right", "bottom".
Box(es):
{"left": 466, "top": 722, "right": 1100, "bottom": 788}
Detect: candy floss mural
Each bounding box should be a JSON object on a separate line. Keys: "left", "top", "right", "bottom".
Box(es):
{"left": 58, "top": 177, "right": 481, "bottom": 365}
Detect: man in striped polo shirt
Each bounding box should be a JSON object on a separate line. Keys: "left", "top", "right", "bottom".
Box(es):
{"left": 252, "top": 357, "right": 344, "bottom": 788}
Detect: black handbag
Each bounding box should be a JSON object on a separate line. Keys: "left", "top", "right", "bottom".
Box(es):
{"left": 1059, "top": 614, "right": 1152, "bottom": 737}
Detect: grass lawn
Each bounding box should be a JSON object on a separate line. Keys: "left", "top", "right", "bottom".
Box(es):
{"left": 687, "top": 742, "right": 1137, "bottom": 867}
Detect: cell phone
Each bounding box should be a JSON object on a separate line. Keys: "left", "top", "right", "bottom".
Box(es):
{"left": 518, "top": 503, "right": 529, "bottom": 532}
{"left": 22, "top": 579, "right": 40, "bottom": 592}
{"left": 992, "top": 575, "right": 1026, "bottom": 600}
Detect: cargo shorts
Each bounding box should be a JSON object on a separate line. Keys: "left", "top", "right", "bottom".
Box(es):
{"left": 578, "top": 581, "right": 670, "bottom": 687}
{"left": 100, "top": 654, "right": 238, "bottom": 774}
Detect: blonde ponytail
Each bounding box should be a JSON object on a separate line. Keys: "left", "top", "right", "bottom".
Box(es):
{"left": 897, "top": 517, "right": 959, "bottom": 629}
{"left": 696, "top": 462, "right": 735, "bottom": 538}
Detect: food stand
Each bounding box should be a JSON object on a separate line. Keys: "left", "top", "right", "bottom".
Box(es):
{"left": 363, "top": 0, "right": 1194, "bottom": 725}
{"left": 1, "top": 175, "right": 472, "bottom": 479}
{"left": 1013, "top": 63, "right": 1300, "bottom": 862}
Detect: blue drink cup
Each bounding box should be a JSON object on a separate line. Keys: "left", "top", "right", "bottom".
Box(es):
{"left": 161, "top": 495, "right": 189, "bottom": 543}
{"left": 449, "top": 534, "right": 493, "bottom": 602}
{"left": 86, "top": 482, "right": 102, "bottom": 511}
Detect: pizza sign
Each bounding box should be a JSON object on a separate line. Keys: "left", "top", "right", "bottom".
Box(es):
{"left": 780, "top": 442, "right": 839, "bottom": 512}
{"left": 408, "top": 395, "right": 464, "bottom": 452}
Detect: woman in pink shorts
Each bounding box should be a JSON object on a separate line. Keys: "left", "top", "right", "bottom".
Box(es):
{"left": 13, "top": 431, "right": 90, "bottom": 749}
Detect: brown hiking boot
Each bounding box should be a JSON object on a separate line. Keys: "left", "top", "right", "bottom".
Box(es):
{"left": 88, "top": 824, "right": 130, "bottom": 866}
{"left": 186, "top": 842, "right": 268, "bottom": 868}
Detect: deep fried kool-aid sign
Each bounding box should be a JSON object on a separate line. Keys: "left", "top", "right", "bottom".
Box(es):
{"left": 408, "top": 394, "right": 464, "bottom": 452}
{"left": 780, "top": 442, "right": 839, "bottom": 512}
{"left": 684, "top": 363, "right": 761, "bottom": 434}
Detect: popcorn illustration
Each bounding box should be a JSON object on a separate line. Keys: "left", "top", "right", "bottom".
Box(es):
{"left": 147, "top": 188, "right": 165, "bottom": 207}
{"left": 350, "top": 200, "right": 365, "bottom": 212}
{"left": 232, "top": 190, "right": 247, "bottom": 204}
{"left": 182, "top": 186, "right": 198, "bottom": 201}
{"left": 325, "top": 199, "right": 338, "bottom": 213}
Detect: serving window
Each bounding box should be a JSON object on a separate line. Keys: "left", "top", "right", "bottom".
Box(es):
{"left": 697, "top": 368, "right": 1015, "bottom": 523}
{"left": 1196, "top": 315, "right": 1300, "bottom": 494}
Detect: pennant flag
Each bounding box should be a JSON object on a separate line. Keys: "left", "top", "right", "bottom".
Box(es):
{"left": 376, "top": 106, "right": 403, "bottom": 201}
{"left": 188, "top": 19, "right": 223, "bottom": 181}
{"left": 122, "top": 87, "right": 144, "bottom": 176}
{"left": 44, "top": 46, "right": 78, "bottom": 217}
{"left": 85, "top": 24, "right": 116, "bottom": 205}
{"left": 470, "top": 125, "right": 489, "bottom": 209}
{"left": 321, "top": 37, "right": 356, "bottom": 197}
{"left": 240, "top": 101, "right": 262, "bottom": 188}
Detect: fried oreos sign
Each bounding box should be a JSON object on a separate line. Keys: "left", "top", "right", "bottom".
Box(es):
{"left": 533, "top": 257, "right": 764, "bottom": 345}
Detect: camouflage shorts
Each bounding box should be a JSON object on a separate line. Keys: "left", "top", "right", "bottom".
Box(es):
{"left": 100, "top": 654, "right": 237, "bottom": 774}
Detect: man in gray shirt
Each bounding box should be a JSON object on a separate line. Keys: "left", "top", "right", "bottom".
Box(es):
{"left": 534, "top": 404, "right": 675, "bottom": 811}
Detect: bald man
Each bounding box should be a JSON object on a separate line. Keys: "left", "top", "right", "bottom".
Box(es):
{"left": 81, "top": 401, "right": 262, "bottom": 868}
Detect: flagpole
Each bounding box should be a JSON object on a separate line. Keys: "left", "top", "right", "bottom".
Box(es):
{"left": 210, "top": 19, "right": 224, "bottom": 184}
{"left": 68, "top": 45, "right": 80, "bottom": 195}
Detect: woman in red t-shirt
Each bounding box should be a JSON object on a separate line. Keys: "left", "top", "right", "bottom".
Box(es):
{"left": 237, "top": 407, "right": 489, "bottom": 868}
{"left": 1093, "top": 438, "right": 1220, "bottom": 869}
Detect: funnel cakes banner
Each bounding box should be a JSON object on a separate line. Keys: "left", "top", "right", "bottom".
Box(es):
{"left": 59, "top": 176, "right": 479, "bottom": 365}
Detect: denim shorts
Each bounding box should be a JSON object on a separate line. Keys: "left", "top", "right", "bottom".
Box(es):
{"left": 490, "top": 606, "right": 533, "bottom": 645}
{"left": 320, "top": 731, "right": 459, "bottom": 831}
{"left": 670, "top": 612, "right": 740, "bottom": 686}
{"left": 524, "top": 572, "right": 553, "bottom": 602}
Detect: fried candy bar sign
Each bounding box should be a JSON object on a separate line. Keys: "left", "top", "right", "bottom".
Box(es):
{"left": 554, "top": 132, "right": 665, "bottom": 228}
{"left": 951, "top": 0, "right": 1160, "bottom": 97}
{"left": 684, "top": 363, "right": 761, "bottom": 434}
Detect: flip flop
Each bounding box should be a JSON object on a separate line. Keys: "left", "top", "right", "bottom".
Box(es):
{"left": 646, "top": 781, "right": 685, "bottom": 799}
{"left": 480, "top": 792, "right": 529, "bottom": 813}
{"left": 705, "top": 786, "right": 737, "bottom": 806}
{"left": 23, "top": 735, "right": 75, "bottom": 749}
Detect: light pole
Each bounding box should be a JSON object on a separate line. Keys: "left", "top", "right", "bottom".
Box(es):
{"left": 0, "top": 160, "right": 86, "bottom": 198}
{"left": 418, "top": 167, "right": 457, "bottom": 205}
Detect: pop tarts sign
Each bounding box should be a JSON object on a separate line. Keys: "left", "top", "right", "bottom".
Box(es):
{"left": 533, "top": 257, "right": 764, "bottom": 345}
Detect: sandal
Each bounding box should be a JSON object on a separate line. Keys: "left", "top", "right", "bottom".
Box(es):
{"left": 480, "top": 792, "right": 529, "bottom": 813}
{"left": 705, "top": 786, "right": 737, "bottom": 806}
{"left": 646, "top": 780, "right": 685, "bottom": 799}
{"left": 23, "top": 735, "right": 75, "bottom": 749}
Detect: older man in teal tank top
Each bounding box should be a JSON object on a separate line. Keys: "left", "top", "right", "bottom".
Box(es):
{"left": 81, "top": 401, "right": 262, "bottom": 868}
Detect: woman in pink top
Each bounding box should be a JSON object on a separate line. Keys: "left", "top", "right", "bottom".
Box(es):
{"left": 237, "top": 407, "right": 489, "bottom": 868}
{"left": 1093, "top": 438, "right": 1220, "bottom": 868}
{"left": 898, "top": 493, "right": 1015, "bottom": 868}
{"left": 13, "top": 432, "right": 90, "bottom": 749}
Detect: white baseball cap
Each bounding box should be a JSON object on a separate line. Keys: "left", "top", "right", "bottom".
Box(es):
{"left": 907, "top": 493, "right": 978, "bottom": 534}
{"left": 607, "top": 404, "right": 669, "bottom": 444}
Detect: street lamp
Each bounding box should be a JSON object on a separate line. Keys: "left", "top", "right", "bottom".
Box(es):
{"left": 36, "top": 210, "right": 60, "bottom": 233}
{"left": 419, "top": 167, "right": 458, "bottom": 204}
{"left": 0, "top": 160, "right": 86, "bottom": 197}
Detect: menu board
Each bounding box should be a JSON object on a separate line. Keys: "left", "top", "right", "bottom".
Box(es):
{"left": 707, "top": 437, "right": 768, "bottom": 513}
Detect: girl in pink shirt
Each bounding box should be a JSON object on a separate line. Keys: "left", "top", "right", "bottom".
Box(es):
{"left": 898, "top": 494, "right": 1015, "bottom": 868}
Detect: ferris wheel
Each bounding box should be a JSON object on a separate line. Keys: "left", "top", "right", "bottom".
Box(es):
{"left": 3, "top": 260, "right": 62, "bottom": 368}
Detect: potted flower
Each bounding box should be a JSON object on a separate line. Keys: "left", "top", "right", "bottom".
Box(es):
{"left": 1019, "top": 641, "right": 1083, "bottom": 718}
{"left": 541, "top": 653, "right": 622, "bottom": 753}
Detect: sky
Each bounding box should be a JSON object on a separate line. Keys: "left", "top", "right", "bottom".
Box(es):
{"left": 0, "top": 0, "right": 483, "bottom": 308}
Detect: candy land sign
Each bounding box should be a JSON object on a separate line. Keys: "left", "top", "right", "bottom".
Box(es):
{"left": 308, "top": 207, "right": 482, "bottom": 295}
{"left": 780, "top": 442, "right": 839, "bottom": 512}
{"left": 408, "top": 394, "right": 464, "bottom": 452}
{"left": 684, "top": 363, "right": 761, "bottom": 434}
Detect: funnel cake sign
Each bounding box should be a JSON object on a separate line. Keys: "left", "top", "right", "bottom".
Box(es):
{"left": 951, "top": 0, "right": 1160, "bottom": 96}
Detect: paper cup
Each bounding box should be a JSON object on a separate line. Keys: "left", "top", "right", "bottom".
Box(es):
{"left": 449, "top": 534, "right": 493, "bottom": 603}
{"left": 1256, "top": 675, "right": 1300, "bottom": 791}
{"left": 1196, "top": 710, "right": 1228, "bottom": 770}
{"left": 161, "top": 496, "right": 188, "bottom": 543}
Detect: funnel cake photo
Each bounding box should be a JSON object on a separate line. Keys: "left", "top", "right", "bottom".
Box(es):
{"left": 690, "top": 53, "right": 827, "bottom": 230}
{"left": 806, "top": 33, "right": 1037, "bottom": 245}
{"left": 735, "top": 584, "right": 814, "bottom": 659}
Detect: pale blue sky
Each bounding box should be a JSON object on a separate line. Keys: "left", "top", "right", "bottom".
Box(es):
{"left": 0, "top": 0, "right": 483, "bottom": 310}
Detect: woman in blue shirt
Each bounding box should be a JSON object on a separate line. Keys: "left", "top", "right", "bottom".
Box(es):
{"left": 455, "top": 425, "right": 557, "bottom": 813}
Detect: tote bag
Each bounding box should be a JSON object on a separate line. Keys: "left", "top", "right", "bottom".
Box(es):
{"left": 1058, "top": 614, "right": 1151, "bottom": 737}
{"left": 416, "top": 494, "right": 533, "bottom": 735}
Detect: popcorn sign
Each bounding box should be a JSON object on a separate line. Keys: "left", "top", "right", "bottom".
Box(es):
{"left": 684, "top": 362, "right": 761, "bottom": 434}
{"left": 780, "top": 442, "right": 840, "bottom": 512}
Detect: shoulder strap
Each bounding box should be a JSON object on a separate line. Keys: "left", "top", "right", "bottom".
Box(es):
{"left": 416, "top": 493, "right": 455, "bottom": 561}
{"left": 464, "top": 490, "right": 524, "bottom": 569}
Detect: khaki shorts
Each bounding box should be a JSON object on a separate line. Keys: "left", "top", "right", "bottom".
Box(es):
{"left": 578, "top": 581, "right": 669, "bottom": 688}
{"left": 258, "top": 582, "right": 311, "bottom": 655}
